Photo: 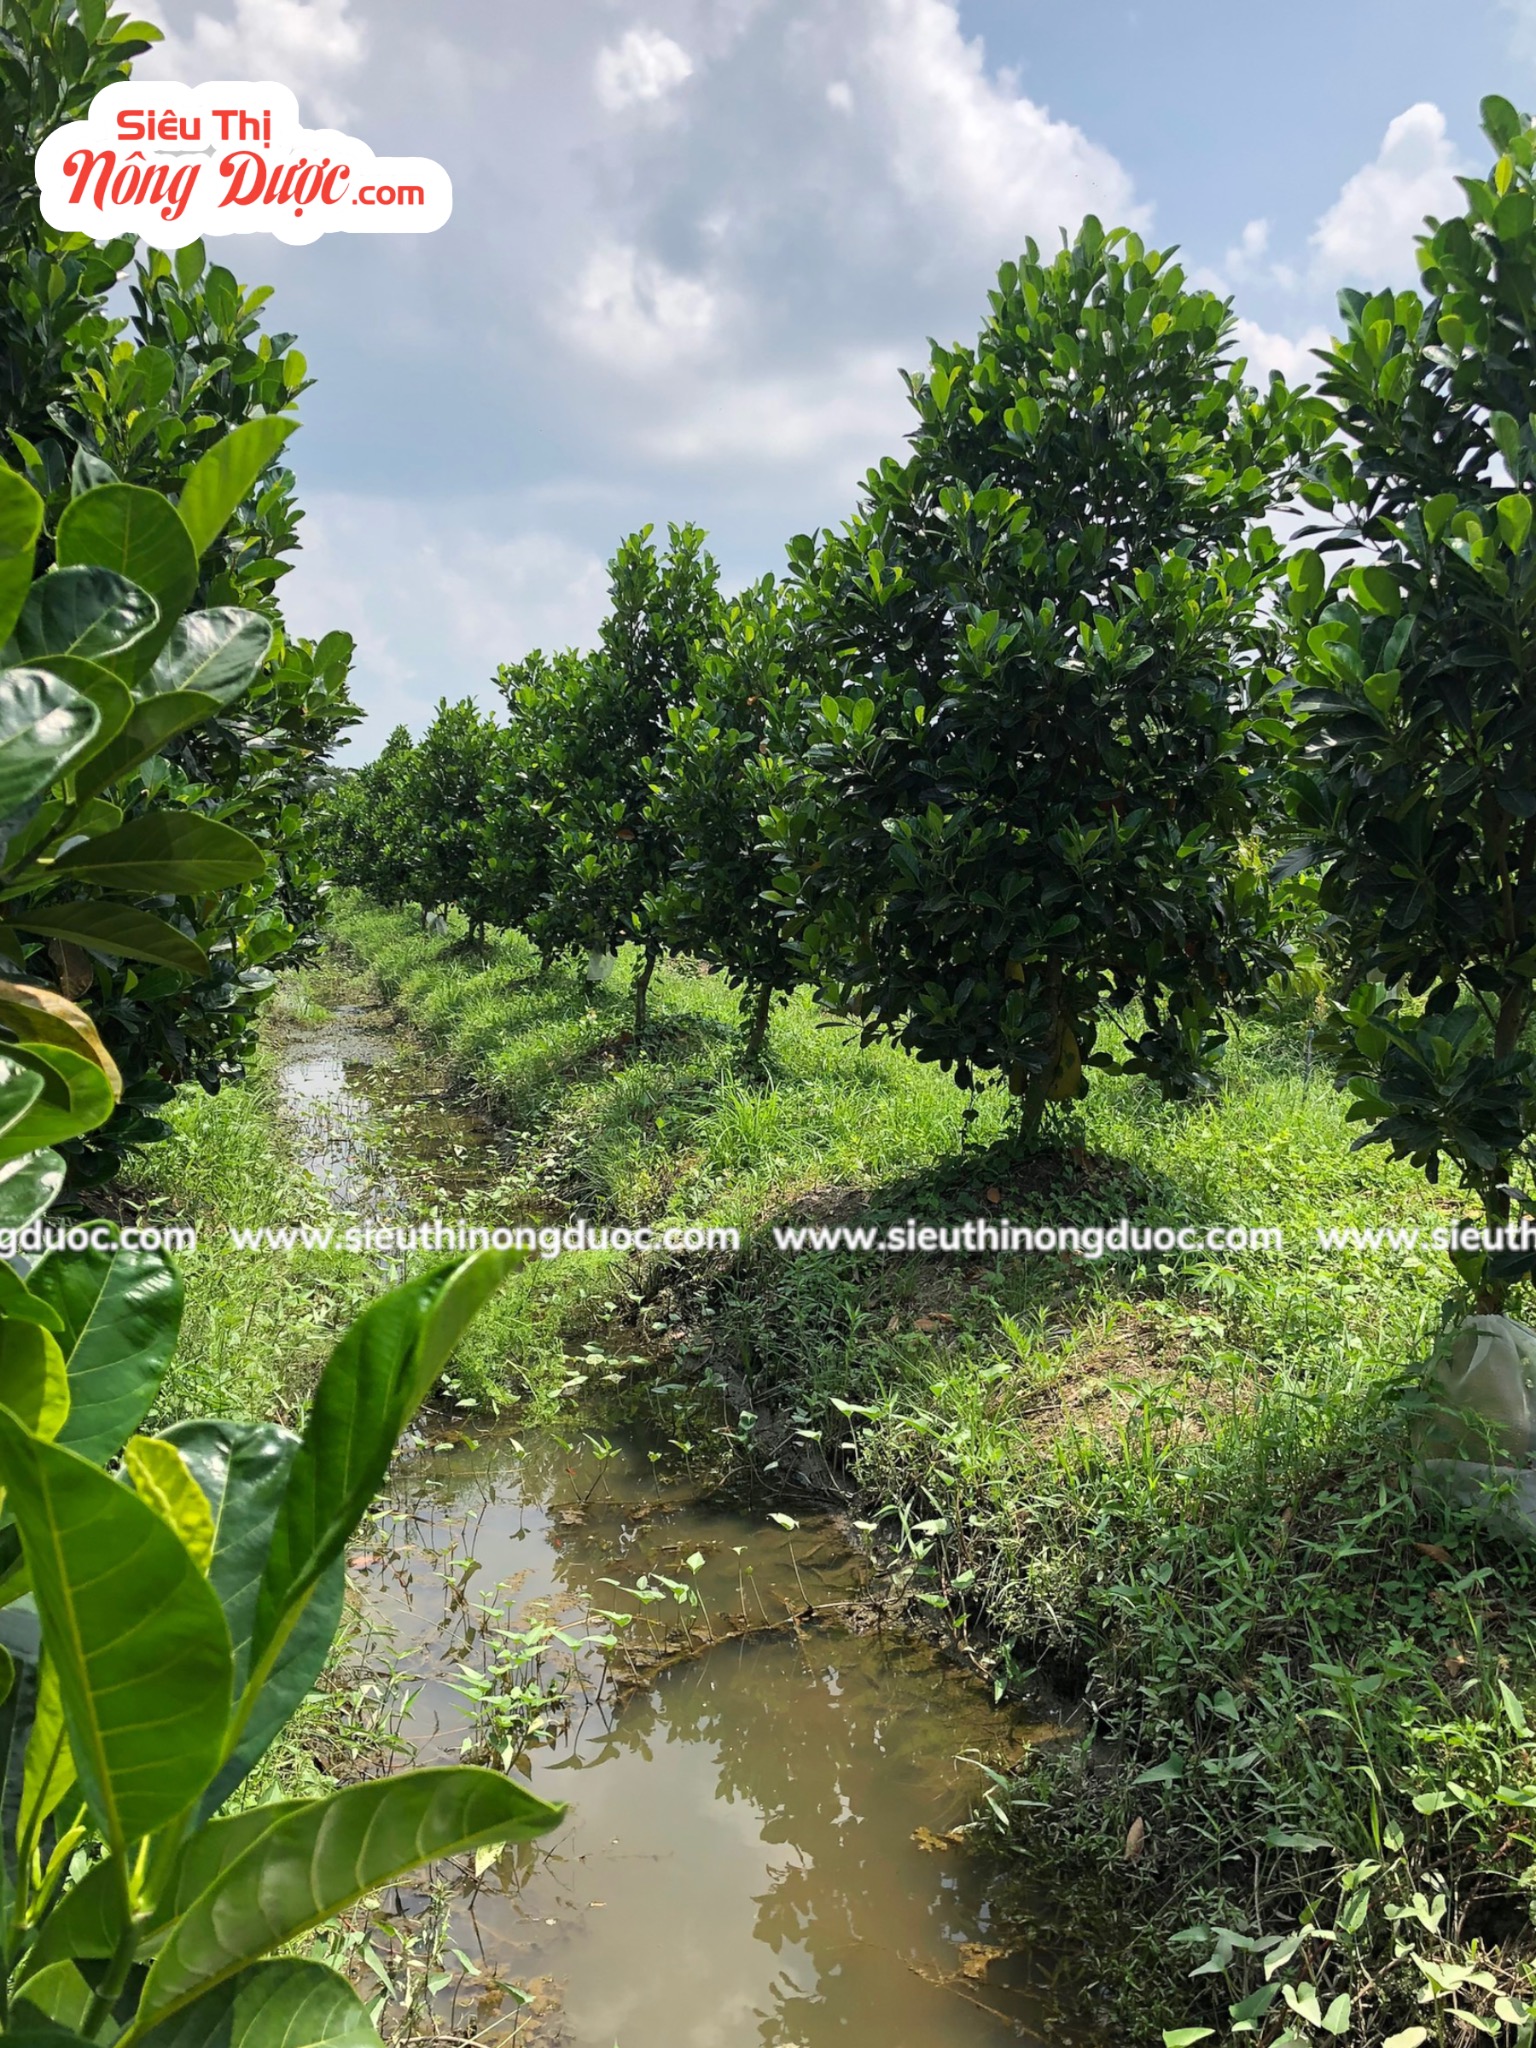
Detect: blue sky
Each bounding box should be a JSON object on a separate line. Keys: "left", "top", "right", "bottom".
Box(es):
{"left": 132, "top": 0, "right": 1536, "bottom": 757}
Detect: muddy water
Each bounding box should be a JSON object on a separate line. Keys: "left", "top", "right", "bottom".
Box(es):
{"left": 276, "top": 996, "right": 1095, "bottom": 2047}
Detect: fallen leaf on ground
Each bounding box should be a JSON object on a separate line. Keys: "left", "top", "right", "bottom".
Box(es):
{"left": 1125, "top": 1815, "right": 1146, "bottom": 1861}
{"left": 984, "top": 1186, "right": 1002, "bottom": 1205}
{"left": 1414, "top": 1541, "right": 1452, "bottom": 1565}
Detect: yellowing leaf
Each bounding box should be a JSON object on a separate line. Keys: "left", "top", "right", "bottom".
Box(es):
{"left": 20, "top": 1654, "right": 76, "bottom": 1846}
{"left": 0, "top": 982, "right": 121, "bottom": 1100}
{"left": 1047, "top": 1026, "right": 1083, "bottom": 1101}
{"left": 125, "top": 1435, "right": 215, "bottom": 1573}
{"left": 0, "top": 1316, "right": 70, "bottom": 1441}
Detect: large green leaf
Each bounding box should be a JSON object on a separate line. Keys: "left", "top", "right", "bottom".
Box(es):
{"left": 0, "top": 468, "right": 43, "bottom": 647}
{"left": 0, "top": 670, "right": 101, "bottom": 822}
{"left": 0, "top": 1053, "right": 45, "bottom": 1154}
{"left": 10, "top": 904, "right": 208, "bottom": 978}
{"left": 0, "top": 1045, "right": 116, "bottom": 1157}
{"left": 135, "top": 1960, "right": 381, "bottom": 2048}
{"left": 29, "top": 1243, "right": 183, "bottom": 1467}
{"left": 26, "top": 1800, "right": 312, "bottom": 1975}
{"left": 27, "top": 654, "right": 134, "bottom": 756}
{"left": 251, "top": 1253, "right": 513, "bottom": 1677}
{"left": 0, "top": 1148, "right": 66, "bottom": 1229}
{"left": 12, "top": 1958, "right": 93, "bottom": 2035}
{"left": 177, "top": 421, "right": 297, "bottom": 561}
{"left": 55, "top": 487, "right": 197, "bottom": 678}
{"left": 49, "top": 813, "right": 265, "bottom": 893}
{"left": 0, "top": 1264, "right": 63, "bottom": 1334}
{"left": 6, "top": 567, "right": 157, "bottom": 668}
{"left": 137, "top": 1768, "right": 563, "bottom": 2029}
{"left": 0, "top": 1413, "right": 233, "bottom": 1852}
{"left": 74, "top": 692, "right": 221, "bottom": 798}
{"left": 145, "top": 611, "right": 273, "bottom": 706}
{"left": 162, "top": 1422, "right": 344, "bottom": 1818}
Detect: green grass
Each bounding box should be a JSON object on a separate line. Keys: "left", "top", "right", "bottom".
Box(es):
{"left": 121, "top": 973, "right": 377, "bottom": 1426}
{"left": 186, "top": 896, "right": 1536, "bottom": 2043}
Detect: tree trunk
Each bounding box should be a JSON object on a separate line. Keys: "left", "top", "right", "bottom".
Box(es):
{"left": 633, "top": 947, "right": 659, "bottom": 1038}
{"left": 1477, "top": 984, "right": 1531, "bottom": 1310}
{"left": 744, "top": 982, "right": 774, "bottom": 1062}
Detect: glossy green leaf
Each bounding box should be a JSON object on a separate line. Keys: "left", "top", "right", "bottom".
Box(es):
{"left": 138, "top": 1768, "right": 563, "bottom": 2027}
{"left": 0, "top": 467, "right": 43, "bottom": 647}
{"left": 1498, "top": 493, "right": 1533, "bottom": 552}
{"left": 55, "top": 486, "right": 197, "bottom": 677}
{"left": 29, "top": 1242, "right": 183, "bottom": 1468}
{"left": 6, "top": 567, "right": 157, "bottom": 665}
{"left": 26, "top": 654, "right": 134, "bottom": 756}
{"left": 0, "top": 1147, "right": 66, "bottom": 1229}
{"left": 162, "top": 1421, "right": 344, "bottom": 1818}
{"left": 74, "top": 691, "right": 222, "bottom": 798}
{"left": 0, "top": 1264, "right": 63, "bottom": 1334}
{"left": 24, "top": 1799, "right": 311, "bottom": 1974}
{"left": 134, "top": 1960, "right": 382, "bottom": 2048}
{"left": 0, "top": 1412, "right": 232, "bottom": 1851}
{"left": 251, "top": 1253, "right": 513, "bottom": 1676}
{"left": 177, "top": 421, "right": 298, "bottom": 561}
{"left": 13, "top": 1960, "right": 94, "bottom": 2035}
{"left": 10, "top": 904, "right": 208, "bottom": 977}
{"left": 0, "top": 1045, "right": 116, "bottom": 1157}
{"left": 0, "top": 670, "right": 101, "bottom": 822}
{"left": 0, "top": 1052, "right": 45, "bottom": 1156}
{"left": 49, "top": 813, "right": 265, "bottom": 893}
{"left": 145, "top": 610, "right": 273, "bottom": 706}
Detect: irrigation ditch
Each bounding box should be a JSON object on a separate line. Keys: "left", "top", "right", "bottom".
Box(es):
{"left": 264, "top": 976, "right": 1110, "bottom": 2047}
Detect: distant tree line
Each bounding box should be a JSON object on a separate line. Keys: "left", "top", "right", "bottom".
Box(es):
{"left": 326, "top": 97, "right": 1536, "bottom": 1311}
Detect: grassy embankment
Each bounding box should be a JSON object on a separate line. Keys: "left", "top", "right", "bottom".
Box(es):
{"left": 133, "top": 896, "right": 1536, "bottom": 2042}
{"left": 320, "top": 897, "right": 1536, "bottom": 2043}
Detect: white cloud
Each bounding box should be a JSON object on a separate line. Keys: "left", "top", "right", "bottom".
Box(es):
{"left": 1310, "top": 102, "right": 1465, "bottom": 287}
{"left": 141, "top": 0, "right": 1149, "bottom": 747}
{"left": 594, "top": 27, "right": 694, "bottom": 112}
{"left": 287, "top": 494, "right": 610, "bottom": 753}
{"left": 853, "top": 0, "right": 1145, "bottom": 252}
{"left": 559, "top": 244, "right": 721, "bottom": 372}
{"left": 137, "top": 0, "right": 365, "bottom": 123}
{"left": 1232, "top": 317, "right": 1333, "bottom": 386}
{"left": 630, "top": 347, "right": 910, "bottom": 480}
{"left": 1227, "top": 218, "right": 1270, "bottom": 272}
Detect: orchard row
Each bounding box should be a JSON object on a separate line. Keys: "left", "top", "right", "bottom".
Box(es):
{"left": 329, "top": 97, "right": 1536, "bottom": 1308}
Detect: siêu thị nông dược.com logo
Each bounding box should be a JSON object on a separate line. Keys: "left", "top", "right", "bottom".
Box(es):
{"left": 34, "top": 80, "right": 451, "bottom": 248}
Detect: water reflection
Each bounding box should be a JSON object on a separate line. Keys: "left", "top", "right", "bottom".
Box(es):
{"left": 360, "top": 1431, "right": 1086, "bottom": 2047}
{"left": 278, "top": 997, "right": 1096, "bottom": 2045}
